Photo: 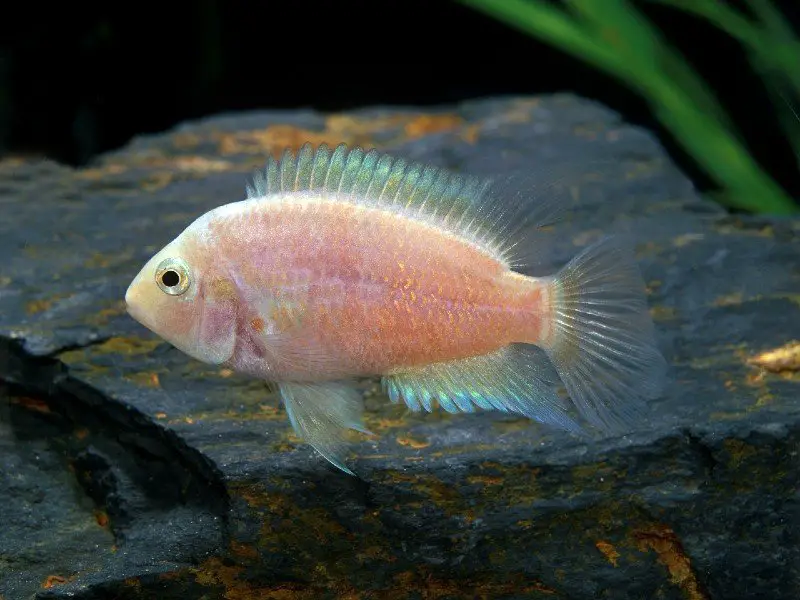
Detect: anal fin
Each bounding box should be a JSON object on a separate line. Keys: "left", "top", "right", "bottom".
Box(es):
{"left": 279, "top": 381, "right": 372, "bottom": 475}
{"left": 383, "top": 345, "right": 582, "bottom": 434}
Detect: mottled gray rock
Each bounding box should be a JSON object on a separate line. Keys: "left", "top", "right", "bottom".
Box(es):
{"left": 0, "top": 94, "right": 798, "bottom": 600}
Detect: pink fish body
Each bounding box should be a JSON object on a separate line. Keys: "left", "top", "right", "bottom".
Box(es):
{"left": 125, "top": 143, "right": 667, "bottom": 474}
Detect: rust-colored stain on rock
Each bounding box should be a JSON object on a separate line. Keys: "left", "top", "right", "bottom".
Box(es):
{"left": 595, "top": 540, "right": 620, "bottom": 567}
{"left": 395, "top": 434, "right": 430, "bottom": 449}
{"left": 747, "top": 340, "right": 800, "bottom": 373}
{"left": 632, "top": 524, "right": 708, "bottom": 600}
{"left": 461, "top": 123, "right": 481, "bottom": 144}
{"left": 229, "top": 540, "right": 259, "bottom": 561}
{"left": 650, "top": 305, "right": 678, "bottom": 322}
{"left": 228, "top": 482, "right": 353, "bottom": 554}
{"left": 217, "top": 113, "right": 464, "bottom": 158}
{"left": 42, "top": 575, "right": 73, "bottom": 589}
{"left": 159, "top": 156, "right": 234, "bottom": 173}
{"left": 218, "top": 124, "right": 340, "bottom": 157}
{"left": 125, "top": 371, "right": 162, "bottom": 388}
{"left": 713, "top": 292, "right": 744, "bottom": 307}
{"left": 94, "top": 510, "right": 110, "bottom": 528}
{"left": 10, "top": 395, "right": 51, "bottom": 414}
{"left": 76, "top": 156, "right": 236, "bottom": 189}
{"left": 64, "top": 107, "right": 513, "bottom": 197}
{"left": 84, "top": 301, "right": 128, "bottom": 326}
{"left": 190, "top": 558, "right": 248, "bottom": 597}
{"left": 24, "top": 293, "right": 72, "bottom": 315}
{"left": 467, "top": 474, "right": 505, "bottom": 486}
{"left": 75, "top": 163, "right": 128, "bottom": 180}
{"left": 187, "top": 557, "right": 360, "bottom": 600}
{"left": 94, "top": 336, "right": 164, "bottom": 356}
{"left": 402, "top": 114, "right": 463, "bottom": 139}
{"left": 123, "top": 577, "right": 142, "bottom": 589}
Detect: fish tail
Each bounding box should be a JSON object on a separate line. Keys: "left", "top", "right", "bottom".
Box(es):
{"left": 536, "top": 236, "right": 667, "bottom": 432}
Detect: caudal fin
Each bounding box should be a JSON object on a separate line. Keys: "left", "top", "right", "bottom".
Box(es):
{"left": 540, "top": 236, "right": 667, "bottom": 433}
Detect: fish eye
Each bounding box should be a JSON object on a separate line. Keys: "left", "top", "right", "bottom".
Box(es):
{"left": 155, "top": 258, "right": 191, "bottom": 296}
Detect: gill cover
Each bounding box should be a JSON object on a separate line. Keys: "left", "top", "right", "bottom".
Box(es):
{"left": 198, "top": 277, "right": 239, "bottom": 364}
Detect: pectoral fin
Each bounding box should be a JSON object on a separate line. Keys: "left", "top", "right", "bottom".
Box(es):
{"left": 279, "top": 381, "right": 372, "bottom": 475}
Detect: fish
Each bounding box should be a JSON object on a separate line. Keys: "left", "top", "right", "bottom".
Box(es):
{"left": 125, "top": 142, "right": 667, "bottom": 475}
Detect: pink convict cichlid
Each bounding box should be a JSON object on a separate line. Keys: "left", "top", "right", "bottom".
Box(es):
{"left": 125, "top": 143, "right": 667, "bottom": 474}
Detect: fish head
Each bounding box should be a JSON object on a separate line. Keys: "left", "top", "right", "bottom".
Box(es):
{"left": 125, "top": 230, "right": 239, "bottom": 365}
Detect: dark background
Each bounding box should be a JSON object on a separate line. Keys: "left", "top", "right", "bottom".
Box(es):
{"left": 1, "top": 0, "right": 798, "bottom": 204}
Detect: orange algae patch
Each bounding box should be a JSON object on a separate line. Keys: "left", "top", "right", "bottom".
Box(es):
{"left": 632, "top": 524, "right": 708, "bottom": 600}
{"left": 595, "top": 540, "right": 620, "bottom": 567}
{"left": 42, "top": 575, "right": 74, "bottom": 589}
{"left": 747, "top": 340, "right": 800, "bottom": 373}
{"left": 217, "top": 112, "right": 464, "bottom": 159}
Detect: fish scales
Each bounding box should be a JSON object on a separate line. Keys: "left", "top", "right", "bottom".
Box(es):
{"left": 202, "top": 199, "right": 548, "bottom": 378}
{"left": 125, "top": 142, "right": 668, "bottom": 475}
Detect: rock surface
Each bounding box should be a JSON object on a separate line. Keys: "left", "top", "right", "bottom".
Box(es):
{"left": 0, "top": 94, "right": 798, "bottom": 600}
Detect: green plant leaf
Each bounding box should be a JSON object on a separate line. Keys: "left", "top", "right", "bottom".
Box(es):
{"left": 457, "top": 0, "right": 798, "bottom": 214}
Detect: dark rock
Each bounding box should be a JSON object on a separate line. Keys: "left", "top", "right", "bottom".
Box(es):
{"left": 1, "top": 94, "right": 798, "bottom": 599}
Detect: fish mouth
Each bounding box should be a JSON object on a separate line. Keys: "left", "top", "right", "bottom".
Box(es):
{"left": 124, "top": 282, "right": 145, "bottom": 324}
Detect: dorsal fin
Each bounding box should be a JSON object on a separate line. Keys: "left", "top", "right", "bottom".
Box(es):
{"left": 245, "top": 142, "right": 571, "bottom": 268}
